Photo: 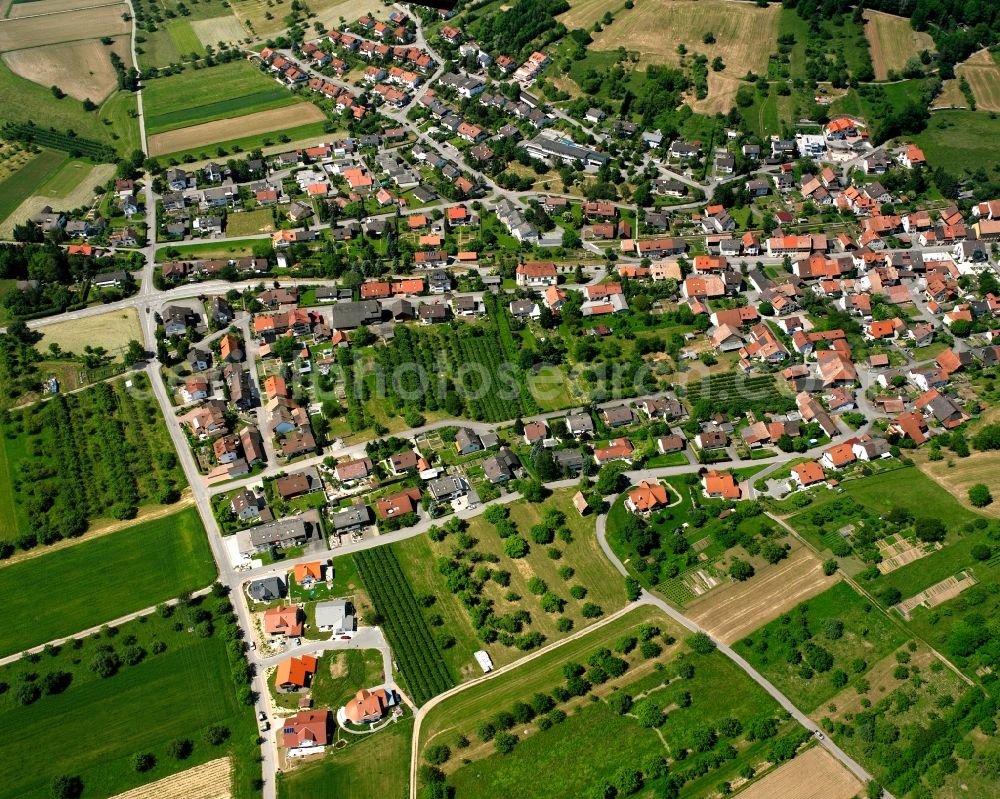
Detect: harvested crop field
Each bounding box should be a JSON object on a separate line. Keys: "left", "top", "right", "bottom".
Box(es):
{"left": 588, "top": 0, "right": 778, "bottom": 112}
{"left": 735, "top": 745, "right": 862, "bottom": 799}
{"left": 0, "top": 4, "right": 129, "bottom": 50}
{"left": 147, "top": 102, "right": 326, "bottom": 156}
{"left": 0, "top": 159, "right": 114, "bottom": 236}
{"left": 686, "top": 544, "right": 837, "bottom": 644}
{"left": 917, "top": 449, "right": 1000, "bottom": 517}
{"left": 956, "top": 49, "right": 1000, "bottom": 112}
{"left": 557, "top": 0, "right": 626, "bottom": 29}
{"left": 191, "top": 14, "right": 246, "bottom": 46}
{"left": 37, "top": 307, "right": 142, "bottom": 358}
{"left": 110, "top": 757, "right": 232, "bottom": 799}
{"left": 3, "top": 35, "right": 130, "bottom": 100}
{"left": 231, "top": 0, "right": 378, "bottom": 36}
{"left": 863, "top": 10, "right": 935, "bottom": 81}
{"left": 7, "top": 0, "right": 99, "bottom": 16}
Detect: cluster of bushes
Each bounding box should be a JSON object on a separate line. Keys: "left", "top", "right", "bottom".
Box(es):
{"left": 824, "top": 686, "right": 999, "bottom": 796}
{"left": 430, "top": 507, "right": 601, "bottom": 653}
{"left": 739, "top": 603, "right": 860, "bottom": 686}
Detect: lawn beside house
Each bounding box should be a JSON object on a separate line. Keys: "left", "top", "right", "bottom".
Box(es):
{"left": 277, "top": 716, "right": 412, "bottom": 799}
{"left": 0, "top": 506, "right": 216, "bottom": 657}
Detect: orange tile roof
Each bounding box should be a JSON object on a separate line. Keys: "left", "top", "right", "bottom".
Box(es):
{"left": 703, "top": 470, "right": 740, "bottom": 499}
{"left": 823, "top": 442, "right": 856, "bottom": 467}
{"left": 293, "top": 562, "right": 323, "bottom": 582}
{"left": 263, "top": 606, "right": 303, "bottom": 637}
{"left": 594, "top": 438, "right": 635, "bottom": 463}
{"left": 275, "top": 654, "right": 318, "bottom": 687}
{"left": 628, "top": 480, "right": 669, "bottom": 512}
{"left": 792, "top": 461, "right": 825, "bottom": 486}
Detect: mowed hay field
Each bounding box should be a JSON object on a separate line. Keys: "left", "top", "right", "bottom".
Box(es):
{"left": 588, "top": 0, "right": 780, "bottom": 113}
{"left": 191, "top": 15, "right": 247, "bottom": 47}
{"left": 863, "top": 10, "right": 935, "bottom": 80}
{"left": 110, "top": 758, "right": 232, "bottom": 799}
{"left": 916, "top": 449, "right": 1000, "bottom": 518}
{"left": 148, "top": 103, "right": 326, "bottom": 156}
{"left": 143, "top": 60, "right": 299, "bottom": 133}
{"left": 0, "top": 506, "right": 216, "bottom": 657}
{"left": 685, "top": 543, "right": 838, "bottom": 644}
{"left": 0, "top": 4, "right": 130, "bottom": 50}
{"left": 38, "top": 307, "right": 142, "bottom": 358}
{"left": 7, "top": 0, "right": 98, "bottom": 16}
{"left": 556, "top": 0, "right": 626, "bottom": 29}
{"left": 3, "top": 36, "right": 131, "bottom": 101}
{"left": 0, "top": 159, "right": 115, "bottom": 236}
{"left": 736, "top": 745, "right": 862, "bottom": 799}
{"left": 956, "top": 49, "right": 1000, "bottom": 112}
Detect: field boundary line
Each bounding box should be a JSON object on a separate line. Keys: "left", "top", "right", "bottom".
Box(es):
{"left": 0, "top": 490, "right": 196, "bottom": 568}
{"left": 409, "top": 601, "right": 643, "bottom": 798}
{"left": 0, "top": 584, "right": 213, "bottom": 666}
{"left": 0, "top": 0, "right": 122, "bottom": 21}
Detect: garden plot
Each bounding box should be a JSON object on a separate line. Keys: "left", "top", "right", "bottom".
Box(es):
{"left": 876, "top": 534, "right": 939, "bottom": 574}
{"left": 894, "top": 571, "right": 978, "bottom": 620}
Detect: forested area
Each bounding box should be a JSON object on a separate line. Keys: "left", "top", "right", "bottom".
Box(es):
{"left": 1, "top": 374, "right": 184, "bottom": 551}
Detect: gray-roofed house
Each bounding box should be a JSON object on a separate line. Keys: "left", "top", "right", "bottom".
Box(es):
{"left": 552, "top": 448, "right": 585, "bottom": 475}
{"left": 454, "top": 427, "right": 482, "bottom": 455}
{"left": 329, "top": 300, "right": 382, "bottom": 329}
{"left": 235, "top": 509, "right": 322, "bottom": 557}
{"left": 602, "top": 405, "right": 637, "bottom": 428}
{"left": 248, "top": 576, "right": 286, "bottom": 602}
{"left": 330, "top": 503, "right": 371, "bottom": 535}
{"left": 315, "top": 599, "right": 355, "bottom": 635}
{"left": 565, "top": 412, "right": 595, "bottom": 438}
{"left": 428, "top": 475, "right": 468, "bottom": 502}
{"left": 482, "top": 446, "right": 520, "bottom": 483}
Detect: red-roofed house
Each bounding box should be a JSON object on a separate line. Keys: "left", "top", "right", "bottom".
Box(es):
{"left": 593, "top": 438, "right": 635, "bottom": 465}
{"left": 791, "top": 461, "right": 825, "bottom": 488}
{"left": 626, "top": 480, "right": 670, "bottom": 514}
{"left": 703, "top": 470, "right": 741, "bottom": 500}
{"left": 281, "top": 709, "right": 330, "bottom": 754}
{"left": 820, "top": 442, "right": 856, "bottom": 470}
{"left": 264, "top": 606, "right": 304, "bottom": 637}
